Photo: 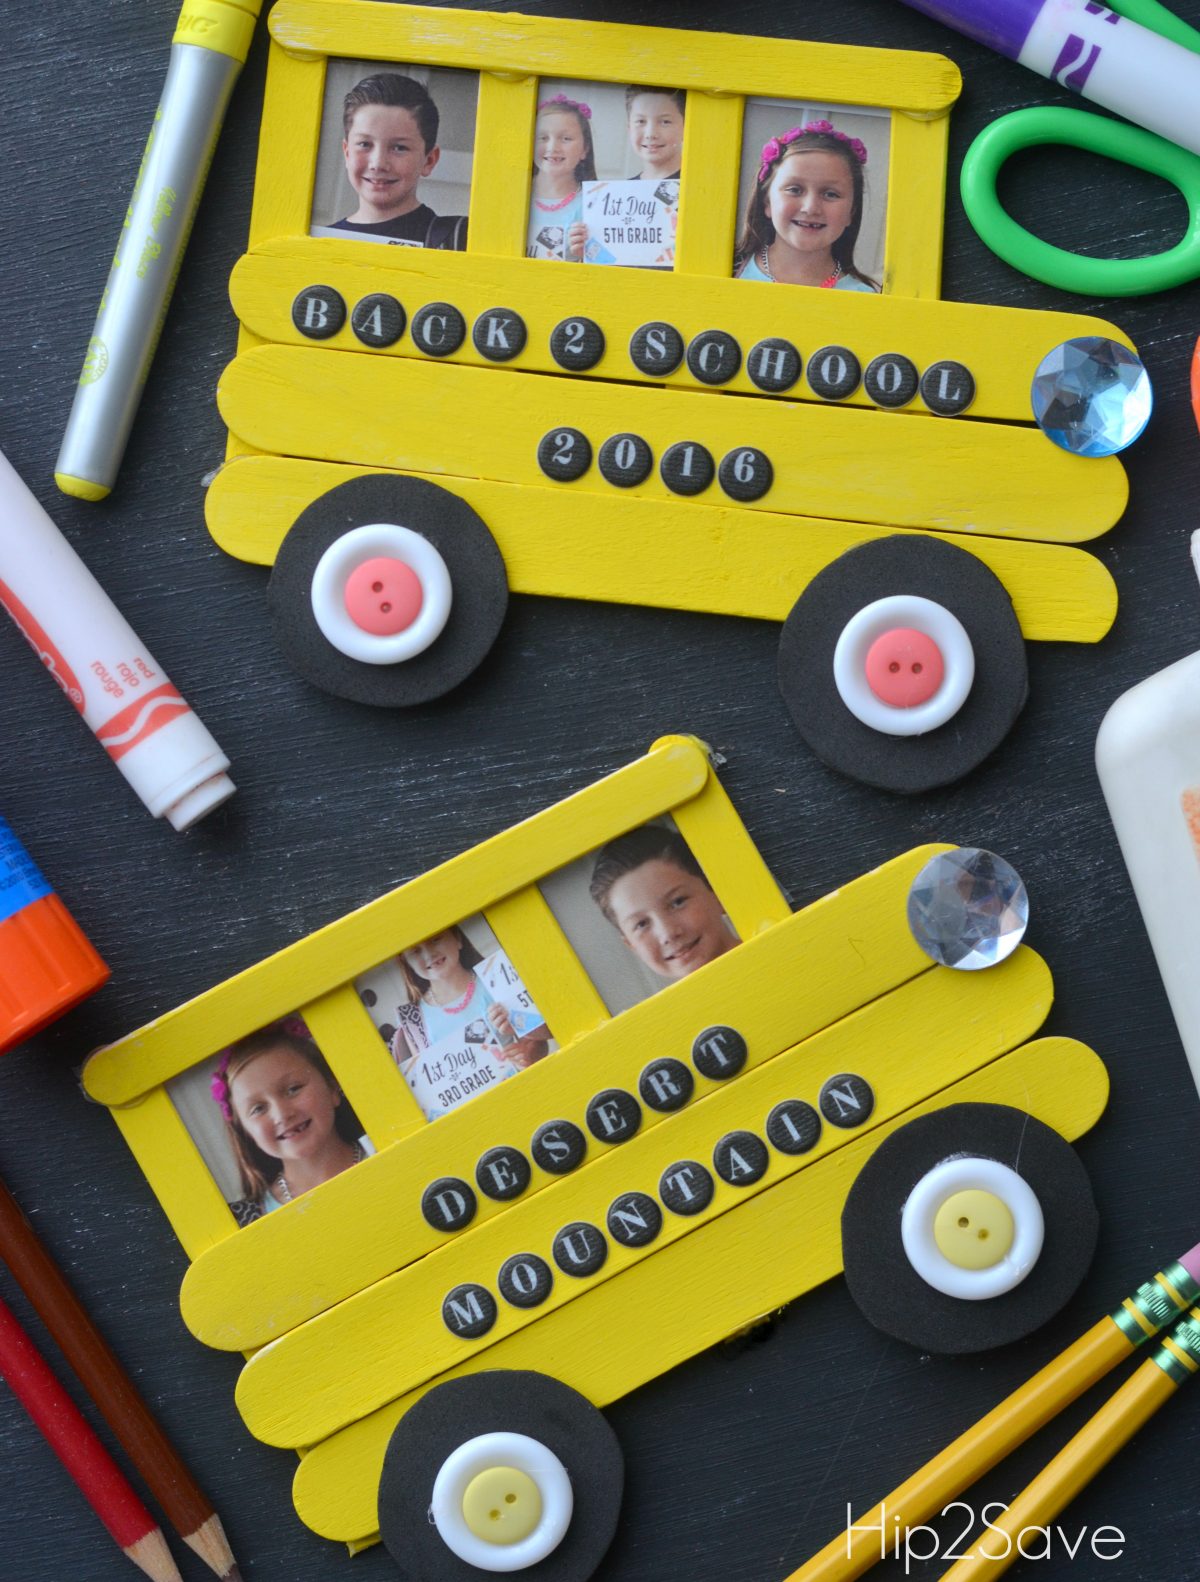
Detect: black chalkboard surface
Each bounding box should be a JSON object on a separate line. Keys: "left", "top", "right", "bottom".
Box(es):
{"left": 2, "top": 3, "right": 1200, "bottom": 1579}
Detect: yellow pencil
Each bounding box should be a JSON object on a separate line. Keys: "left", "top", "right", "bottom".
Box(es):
{"left": 938, "top": 1304, "right": 1200, "bottom": 1582}
{"left": 786, "top": 1245, "right": 1200, "bottom": 1582}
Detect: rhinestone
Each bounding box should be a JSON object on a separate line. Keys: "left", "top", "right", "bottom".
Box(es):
{"left": 907, "top": 848, "right": 1028, "bottom": 970}
{"left": 1030, "top": 337, "right": 1151, "bottom": 457}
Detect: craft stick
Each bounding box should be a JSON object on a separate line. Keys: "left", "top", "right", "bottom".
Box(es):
{"left": 938, "top": 1304, "right": 1200, "bottom": 1582}
{"left": 786, "top": 1244, "right": 1200, "bottom": 1582}
{"left": 0, "top": 1291, "right": 181, "bottom": 1582}
{"left": 0, "top": 1176, "right": 242, "bottom": 1582}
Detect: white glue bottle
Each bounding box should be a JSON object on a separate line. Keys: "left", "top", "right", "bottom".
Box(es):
{"left": 1096, "top": 531, "right": 1200, "bottom": 1101}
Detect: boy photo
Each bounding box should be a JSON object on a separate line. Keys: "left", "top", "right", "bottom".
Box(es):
{"left": 310, "top": 59, "right": 478, "bottom": 248}
{"left": 356, "top": 914, "right": 554, "bottom": 1121}
{"left": 165, "top": 1013, "right": 373, "bottom": 1227}
{"left": 538, "top": 820, "right": 741, "bottom": 1016}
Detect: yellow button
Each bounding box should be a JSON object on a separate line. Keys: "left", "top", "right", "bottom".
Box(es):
{"left": 461, "top": 1466, "right": 542, "bottom": 1546}
{"left": 933, "top": 1189, "right": 1014, "bottom": 1270}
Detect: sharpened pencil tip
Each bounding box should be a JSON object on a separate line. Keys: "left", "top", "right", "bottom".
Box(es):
{"left": 220, "top": 1568, "right": 244, "bottom": 1582}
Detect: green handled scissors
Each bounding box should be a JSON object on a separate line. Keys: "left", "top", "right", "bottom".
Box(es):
{"left": 960, "top": 0, "right": 1200, "bottom": 295}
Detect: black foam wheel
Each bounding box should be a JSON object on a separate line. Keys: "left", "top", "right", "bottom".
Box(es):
{"left": 777, "top": 535, "right": 1028, "bottom": 793}
{"left": 267, "top": 473, "right": 508, "bottom": 708}
{"left": 841, "top": 1103, "right": 1098, "bottom": 1355}
{"left": 378, "top": 1371, "right": 623, "bottom": 1582}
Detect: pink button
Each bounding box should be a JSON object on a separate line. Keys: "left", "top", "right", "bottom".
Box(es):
{"left": 344, "top": 556, "right": 424, "bottom": 636}
{"left": 864, "top": 627, "right": 944, "bottom": 708}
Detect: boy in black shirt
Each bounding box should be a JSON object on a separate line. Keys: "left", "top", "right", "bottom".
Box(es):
{"left": 330, "top": 74, "right": 466, "bottom": 248}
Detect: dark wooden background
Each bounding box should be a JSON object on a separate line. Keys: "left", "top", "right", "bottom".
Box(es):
{"left": 3, "top": 2, "right": 1200, "bottom": 1578}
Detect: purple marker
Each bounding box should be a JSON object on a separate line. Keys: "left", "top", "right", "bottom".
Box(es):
{"left": 898, "top": 0, "right": 1200, "bottom": 157}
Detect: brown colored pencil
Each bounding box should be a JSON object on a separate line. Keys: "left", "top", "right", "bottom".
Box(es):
{"left": 0, "top": 1174, "right": 241, "bottom": 1582}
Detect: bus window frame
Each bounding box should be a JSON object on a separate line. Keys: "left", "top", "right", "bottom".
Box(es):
{"left": 83, "top": 736, "right": 790, "bottom": 1260}
{"left": 253, "top": 0, "right": 957, "bottom": 298}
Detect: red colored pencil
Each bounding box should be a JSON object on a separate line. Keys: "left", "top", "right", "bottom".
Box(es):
{"left": 0, "top": 1292, "right": 181, "bottom": 1582}
{"left": 0, "top": 1176, "right": 241, "bottom": 1580}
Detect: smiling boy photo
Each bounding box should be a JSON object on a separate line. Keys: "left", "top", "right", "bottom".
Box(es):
{"left": 536, "top": 821, "right": 743, "bottom": 1016}
{"left": 589, "top": 825, "right": 739, "bottom": 981}
{"left": 310, "top": 63, "right": 476, "bottom": 249}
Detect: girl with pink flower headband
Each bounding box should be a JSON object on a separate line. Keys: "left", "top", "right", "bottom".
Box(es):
{"left": 527, "top": 92, "right": 597, "bottom": 261}
{"left": 209, "top": 1016, "right": 373, "bottom": 1226}
{"left": 735, "top": 120, "right": 879, "bottom": 292}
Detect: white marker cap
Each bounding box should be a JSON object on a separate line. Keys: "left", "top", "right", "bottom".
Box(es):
{"left": 164, "top": 771, "right": 237, "bottom": 832}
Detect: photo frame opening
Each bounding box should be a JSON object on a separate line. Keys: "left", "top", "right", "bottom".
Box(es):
{"left": 538, "top": 818, "right": 742, "bottom": 1016}
{"left": 528, "top": 78, "right": 684, "bottom": 268}
{"left": 310, "top": 58, "right": 478, "bottom": 250}
{"left": 734, "top": 99, "right": 890, "bottom": 291}
{"left": 166, "top": 1014, "right": 375, "bottom": 1228}
{"left": 356, "top": 915, "right": 556, "bottom": 1121}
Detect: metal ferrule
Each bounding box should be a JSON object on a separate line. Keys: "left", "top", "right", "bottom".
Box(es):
{"left": 1110, "top": 1263, "right": 1199, "bottom": 1346}
{"left": 1153, "top": 1311, "right": 1200, "bottom": 1385}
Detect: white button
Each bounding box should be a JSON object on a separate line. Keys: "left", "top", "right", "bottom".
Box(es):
{"left": 833, "top": 594, "right": 974, "bottom": 736}
{"left": 430, "top": 1431, "right": 573, "bottom": 1572}
{"left": 901, "top": 1155, "right": 1043, "bottom": 1300}
{"left": 310, "top": 523, "right": 452, "bottom": 664}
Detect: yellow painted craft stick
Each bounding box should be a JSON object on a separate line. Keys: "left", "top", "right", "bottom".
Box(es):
{"left": 235, "top": 949, "right": 1054, "bottom": 1449}
{"left": 786, "top": 1244, "right": 1200, "bottom": 1582}
{"left": 938, "top": 1304, "right": 1200, "bottom": 1582}
{"left": 204, "top": 455, "right": 1119, "bottom": 644}
{"left": 225, "top": 237, "right": 1129, "bottom": 424}
{"left": 292, "top": 1034, "right": 1109, "bottom": 1543}
{"left": 217, "top": 343, "right": 1124, "bottom": 543}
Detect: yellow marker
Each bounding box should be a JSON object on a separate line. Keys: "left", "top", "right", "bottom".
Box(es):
{"left": 933, "top": 1190, "right": 1014, "bottom": 1270}
{"left": 461, "top": 1467, "right": 541, "bottom": 1545}
{"left": 55, "top": 0, "right": 265, "bottom": 500}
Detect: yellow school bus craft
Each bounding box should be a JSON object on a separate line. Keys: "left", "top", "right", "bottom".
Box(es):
{"left": 206, "top": 2, "right": 1129, "bottom": 791}
{"left": 83, "top": 736, "right": 1107, "bottom": 1570}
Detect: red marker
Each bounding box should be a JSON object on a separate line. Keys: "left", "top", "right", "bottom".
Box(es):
{"left": 0, "top": 445, "right": 234, "bottom": 831}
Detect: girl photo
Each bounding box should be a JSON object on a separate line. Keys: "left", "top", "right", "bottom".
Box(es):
{"left": 356, "top": 916, "right": 554, "bottom": 1121}
{"left": 528, "top": 79, "right": 685, "bottom": 268}
{"left": 309, "top": 59, "right": 478, "bottom": 248}
{"left": 166, "top": 1015, "right": 373, "bottom": 1228}
{"left": 538, "top": 820, "right": 741, "bottom": 1016}
{"left": 733, "top": 100, "right": 890, "bottom": 290}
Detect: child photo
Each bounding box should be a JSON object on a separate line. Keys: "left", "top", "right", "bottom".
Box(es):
{"left": 309, "top": 59, "right": 477, "bottom": 248}
{"left": 165, "top": 1015, "right": 373, "bottom": 1228}
{"left": 356, "top": 915, "right": 555, "bottom": 1121}
{"left": 538, "top": 820, "right": 741, "bottom": 1016}
{"left": 528, "top": 79, "right": 685, "bottom": 267}
{"left": 733, "top": 100, "right": 890, "bottom": 291}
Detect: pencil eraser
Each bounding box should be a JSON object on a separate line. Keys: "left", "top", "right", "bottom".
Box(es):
{"left": 1178, "top": 1241, "right": 1200, "bottom": 1286}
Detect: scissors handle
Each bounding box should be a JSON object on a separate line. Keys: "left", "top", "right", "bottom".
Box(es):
{"left": 1108, "top": 0, "right": 1200, "bottom": 55}
{"left": 961, "top": 106, "right": 1200, "bottom": 296}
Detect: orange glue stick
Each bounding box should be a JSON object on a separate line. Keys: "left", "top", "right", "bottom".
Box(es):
{"left": 0, "top": 817, "right": 108, "bottom": 1054}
